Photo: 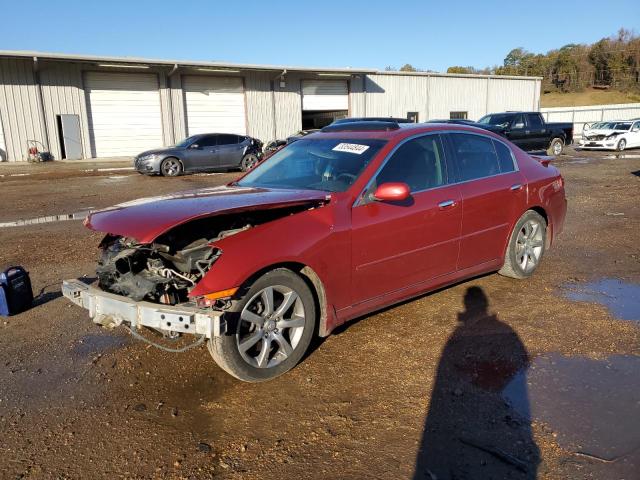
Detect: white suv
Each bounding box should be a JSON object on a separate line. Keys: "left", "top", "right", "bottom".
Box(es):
{"left": 579, "top": 119, "right": 640, "bottom": 151}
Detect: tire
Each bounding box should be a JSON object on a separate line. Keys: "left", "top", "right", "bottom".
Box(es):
{"left": 617, "top": 139, "right": 627, "bottom": 151}
{"left": 240, "top": 154, "right": 259, "bottom": 172}
{"left": 208, "top": 268, "right": 317, "bottom": 382}
{"left": 160, "top": 157, "right": 183, "bottom": 177}
{"left": 498, "top": 210, "right": 547, "bottom": 280}
{"left": 547, "top": 138, "right": 564, "bottom": 156}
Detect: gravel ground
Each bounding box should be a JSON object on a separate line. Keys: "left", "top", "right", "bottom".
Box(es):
{"left": 0, "top": 149, "right": 638, "bottom": 479}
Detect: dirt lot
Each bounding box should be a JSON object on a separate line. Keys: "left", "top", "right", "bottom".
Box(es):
{"left": 0, "top": 150, "right": 638, "bottom": 479}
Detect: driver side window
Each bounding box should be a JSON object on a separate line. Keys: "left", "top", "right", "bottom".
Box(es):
{"left": 198, "top": 135, "right": 218, "bottom": 148}
{"left": 375, "top": 135, "right": 447, "bottom": 193}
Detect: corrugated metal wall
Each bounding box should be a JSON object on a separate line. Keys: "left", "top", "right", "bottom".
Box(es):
{"left": 0, "top": 56, "right": 542, "bottom": 161}
{"left": 39, "top": 61, "right": 91, "bottom": 159}
{"left": 0, "top": 58, "right": 48, "bottom": 161}
{"left": 361, "top": 73, "right": 540, "bottom": 122}
{"left": 244, "top": 71, "right": 275, "bottom": 142}
{"left": 362, "top": 74, "right": 430, "bottom": 121}
{"left": 541, "top": 102, "right": 640, "bottom": 137}
{"left": 429, "top": 76, "right": 487, "bottom": 120}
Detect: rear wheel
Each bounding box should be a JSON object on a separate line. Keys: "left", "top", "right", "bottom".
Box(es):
{"left": 617, "top": 139, "right": 627, "bottom": 151}
{"left": 208, "top": 268, "right": 316, "bottom": 382}
{"left": 160, "top": 157, "right": 182, "bottom": 177}
{"left": 498, "top": 211, "right": 547, "bottom": 279}
{"left": 241, "top": 154, "right": 259, "bottom": 172}
{"left": 547, "top": 138, "right": 564, "bottom": 156}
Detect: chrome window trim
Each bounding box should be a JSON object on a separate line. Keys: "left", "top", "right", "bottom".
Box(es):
{"left": 353, "top": 129, "right": 519, "bottom": 208}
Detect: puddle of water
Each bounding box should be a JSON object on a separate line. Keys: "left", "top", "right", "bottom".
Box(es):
{"left": 0, "top": 209, "right": 94, "bottom": 228}
{"left": 563, "top": 278, "right": 640, "bottom": 322}
{"left": 605, "top": 154, "right": 640, "bottom": 160}
{"left": 563, "top": 158, "right": 592, "bottom": 164}
{"left": 503, "top": 353, "right": 640, "bottom": 461}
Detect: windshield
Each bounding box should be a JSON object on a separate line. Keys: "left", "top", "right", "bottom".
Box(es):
{"left": 175, "top": 136, "right": 197, "bottom": 148}
{"left": 237, "top": 138, "right": 387, "bottom": 192}
{"left": 613, "top": 122, "right": 632, "bottom": 131}
{"left": 478, "top": 114, "right": 513, "bottom": 128}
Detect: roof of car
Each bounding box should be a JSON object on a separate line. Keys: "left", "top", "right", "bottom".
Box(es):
{"left": 309, "top": 121, "right": 498, "bottom": 141}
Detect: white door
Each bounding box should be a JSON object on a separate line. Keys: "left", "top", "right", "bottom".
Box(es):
{"left": 0, "top": 117, "right": 6, "bottom": 161}
{"left": 85, "top": 72, "right": 163, "bottom": 157}
{"left": 630, "top": 121, "right": 640, "bottom": 147}
{"left": 183, "top": 76, "right": 246, "bottom": 136}
{"left": 302, "top": 80, "right": 349, "bottom": 111}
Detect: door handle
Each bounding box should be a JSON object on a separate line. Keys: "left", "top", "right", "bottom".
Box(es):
{"left": 438, "top": 200, "right": 456, "bottom": 209}
{"left": 510, "top": 184, "right": 523, "bottom": 191}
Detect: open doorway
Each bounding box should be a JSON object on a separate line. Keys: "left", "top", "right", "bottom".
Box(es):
{"left": 301, "top": 110, "right": 348, "bottom": 129}
{"left": 56, "top": 114, "right": 83, "bottom": 160}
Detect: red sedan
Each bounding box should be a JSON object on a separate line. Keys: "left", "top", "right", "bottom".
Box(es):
{"left": 63, "top": 121, "right": 567, "bottom": 382}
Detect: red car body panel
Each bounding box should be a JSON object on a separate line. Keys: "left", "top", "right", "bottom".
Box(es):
{"left": 84, "top": 186, "right": 329, "bottom": 243}
{"left": 85, "top": 124, "right": 567, "bottom": 337}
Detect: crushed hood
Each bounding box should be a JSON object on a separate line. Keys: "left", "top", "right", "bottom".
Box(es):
{"left": 85, "top": 186, "right": 330, "bottom": 243}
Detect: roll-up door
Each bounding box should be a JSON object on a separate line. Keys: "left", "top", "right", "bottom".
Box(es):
{"left": 302, "top": 80, "right": 349, "bottom": 111}
{"left": 183, "top": 76, "right": 246, "bottom": 136}
{"left": 85, "top": 72, "right": 163, "bottom": 157}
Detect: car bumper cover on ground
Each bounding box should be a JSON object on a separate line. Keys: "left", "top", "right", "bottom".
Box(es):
{"left": 62, "top": 278, "right": 225, "bottom": 338}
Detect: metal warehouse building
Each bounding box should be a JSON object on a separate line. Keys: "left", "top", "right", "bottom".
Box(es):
{"left": 0, "top": 51, "right": 542, "bottom": 162}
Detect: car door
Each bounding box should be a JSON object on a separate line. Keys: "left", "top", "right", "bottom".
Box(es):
{"left": 629, "top": 121, "right": 640, "bottom": 147}
{"left": 506, "top": 114, "right": 529, "bottom": 150}
{"left": 183, "top": 134, "right": 219, "bottom": 171}
{"left": 526, "top": 113, "right": 548, "bottom": 152}
{"left": 446, "top": 132, "right": 527, "bottom": 270}
{"left": 216, "top": 134, "right": 242, "bottom": 168}
{"left": 351, "top": 134, "right": 462, "bottom": 304}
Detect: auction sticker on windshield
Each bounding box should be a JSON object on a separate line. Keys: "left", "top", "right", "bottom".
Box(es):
{"left": 332, "top": 143, "right": 370, "bottom": 155}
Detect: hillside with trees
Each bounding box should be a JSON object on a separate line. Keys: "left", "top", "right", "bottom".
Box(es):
{"left": 446, "top": 29, "right": 640, "bottom": 105}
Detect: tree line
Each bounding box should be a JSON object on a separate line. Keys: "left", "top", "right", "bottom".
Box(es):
{"left": 391, "top": 29, "right": 640, "bottom": 93}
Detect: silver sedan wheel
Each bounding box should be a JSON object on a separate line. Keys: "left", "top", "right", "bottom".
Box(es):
{"left": 515, "top": 219, "right": 544, "bottom": 273}
{"left": 237, "top": 285, "right": 306, "bottom": 369}
{"left": 161, "top": 158, "right": 181, "bottom": 176}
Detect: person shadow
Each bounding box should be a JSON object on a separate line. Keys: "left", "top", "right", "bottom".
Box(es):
{"left": 413, "top": 286, "right": 540, "bottom": 479}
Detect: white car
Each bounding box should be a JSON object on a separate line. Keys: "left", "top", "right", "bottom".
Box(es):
{"left": 579, "top": 119, "right": 640, "bottom": 151}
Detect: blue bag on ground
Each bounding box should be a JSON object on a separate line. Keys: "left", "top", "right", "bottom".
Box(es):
{"left": 0, "top": 266, "right": 34, "bottom": 316}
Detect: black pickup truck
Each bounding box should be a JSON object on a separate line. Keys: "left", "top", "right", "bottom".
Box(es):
{"left": 476, "top": 112, "right": 573, "bottom": 155}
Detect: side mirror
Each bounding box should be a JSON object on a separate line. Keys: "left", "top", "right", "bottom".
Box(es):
{"left": 373, "top": 182, "right": 411, "bottom": 202}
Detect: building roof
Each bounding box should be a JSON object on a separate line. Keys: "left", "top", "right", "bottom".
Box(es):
{"left": 0, "top": 50, "right": 543, "bottom": 80}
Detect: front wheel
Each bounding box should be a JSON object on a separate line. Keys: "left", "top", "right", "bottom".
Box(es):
{"left": 547, "top": 138, "right": 564, "bottom": 156}
{"left": 617, "top": 139, "right": 627, "bottom": 151}
{"left": 240, "top": 154, "right": 259, "bottom": 172}
{"left": 160, "top": 157, "right": 183, "bottom": 177}
{"left": 208, "top": 268, "right": 316, "bottom": 382}
{"left": 498, "top": 211, "right": 547, "bottom": 279}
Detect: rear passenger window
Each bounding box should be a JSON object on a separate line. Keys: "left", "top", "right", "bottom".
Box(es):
{"left": 449, "top": 133, "right": 500, "bottom": 181}
{"left": 375, "top": 134, "right": 447, "bottom": 192}
{"left": 493, "top": 140, "right": 516, "bottom": 173}
{"left": 217, "top": 134, "right": 239, "bottom": 145}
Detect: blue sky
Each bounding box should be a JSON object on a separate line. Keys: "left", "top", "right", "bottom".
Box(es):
{"left": 1, "top": 0, "right": 638, "bottom": 71}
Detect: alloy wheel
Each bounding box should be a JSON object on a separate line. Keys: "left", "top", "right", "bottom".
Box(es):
{"left": 515, "top": 219, "right": 544, "bottom": 273}
{"left": 618, "top": 139, "right": 626, "bottom": 151}
{"left": 162, "top": 158, "right": 181, "bottom": 176}
{"left": 236, "top": 285, "right": 306, "bottom": 368}
{"left": 553, "top": 140, "right": 563, "bottom": 155}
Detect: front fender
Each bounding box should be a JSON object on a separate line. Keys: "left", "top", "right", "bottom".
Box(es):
{"left": 189, "top": 202, "right": 351, "bottom": 332}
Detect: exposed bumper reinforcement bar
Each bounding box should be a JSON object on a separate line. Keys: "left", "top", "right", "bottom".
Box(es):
{"left": 62, "top": 278, "right": 226, "bottom": 339}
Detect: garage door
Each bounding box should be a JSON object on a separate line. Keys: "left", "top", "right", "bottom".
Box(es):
{"left": 85, "top": 72, "right": 163, "bottom": 157}
{"left": 183, "top": 76, "right": 246, "bottom": 136}
{"left": 302, "top": 80, "right": 349, "bottom": 111}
